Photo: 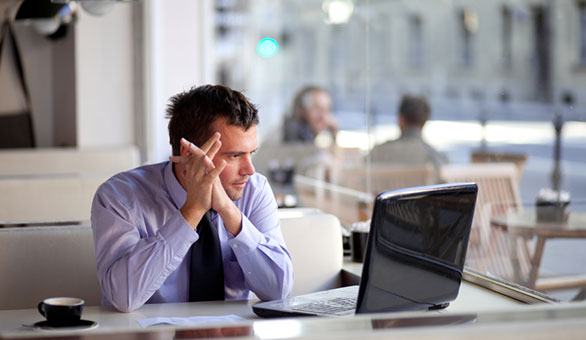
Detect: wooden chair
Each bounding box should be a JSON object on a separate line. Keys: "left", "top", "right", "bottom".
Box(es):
{"left": 470, "top": 150, "right": 528, "bottom": 180}
{"left": 296, "top": 163, "right": 435, "bottom": 225}
{"left": 438, "top": 163, "right": 585, "bottom": 298}
{"left": 440, "top": 163, "right": 527, "bottom": 282}
{"left": 293, "top": 174, "right": 373, "bottom": 226}
{"left": 330, "top": 163, "right": 434, "bottom": 196}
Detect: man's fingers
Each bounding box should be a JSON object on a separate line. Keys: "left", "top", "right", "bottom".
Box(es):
{"left": 201, "top": 153, "right": 216, "bottom": 173}
{"left": 206, "top": 139, "right": 222, "bottom": 161}
{"left": 182, "top": 133, "right": 221, "bottom": 158}
{"left": 180, "top": 138, "right": 202, "bottom": 156}
{"left": 208, "top": 160, "right": 226, "bottom": 179}
{"left": 198, "top": 132, "right": 221, "bottom": 154}
{"left": 169, "top": 155, "right": 188, "bottom": 164}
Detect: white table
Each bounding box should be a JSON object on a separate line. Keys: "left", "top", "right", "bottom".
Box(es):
{"left": 0, "top": 262, "right": 575, "bottom": 340}
{"left": 1, "top": 295, "right": 586, "bottom": 340}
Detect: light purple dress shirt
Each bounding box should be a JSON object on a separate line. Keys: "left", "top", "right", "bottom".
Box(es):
{"left": 91, "top": 162, "right": 293, "bottom": 312}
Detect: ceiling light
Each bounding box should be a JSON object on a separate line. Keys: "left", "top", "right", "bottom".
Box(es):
{"left": 322, "top": 0, "right": 354, "bottom": 24}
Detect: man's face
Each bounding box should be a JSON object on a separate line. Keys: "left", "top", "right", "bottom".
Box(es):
{"left": 212, "top": 118, "right": 258, "bottom": 201}
{"left": 306, "top": 91, "right": 332, "bottom": 133}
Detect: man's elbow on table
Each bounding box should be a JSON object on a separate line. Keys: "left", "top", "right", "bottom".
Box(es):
{"left": 255, "top": 268, "right": 294, "bottom": 301}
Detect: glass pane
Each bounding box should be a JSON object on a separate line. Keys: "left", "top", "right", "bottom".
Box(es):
{"left": 214, "top": 0, "right": 586, "bottom": 302}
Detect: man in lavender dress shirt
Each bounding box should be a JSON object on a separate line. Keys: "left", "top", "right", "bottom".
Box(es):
{"left": 91, "top": 85, "right": 294, "bottom": 312}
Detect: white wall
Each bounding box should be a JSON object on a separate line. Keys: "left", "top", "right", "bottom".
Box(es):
{"left": 143, "top": 0, "right": 215, "bottom": 163}
{"left": 75, "top": 5, "right": 135, "bottom": 147}
{"left": 0, "top": 2, "right": 56, "bottom": 147}
{"left": 3, "top": 0, "right": 216, "bottom": 158}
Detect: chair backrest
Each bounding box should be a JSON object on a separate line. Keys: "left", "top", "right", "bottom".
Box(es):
{"left": 470, "top": 150, "right": 528, "bottom": 180}
{"left": 0, "top": 173, "right": 110, "bottom": 225}
{"left": 0, "top": 210, "right": 344, "bottom": 309}
{"left": 0, "top": 146, "right": 140, "bottom": 176}
{"left": 279, "top": 209, "right": 344, "bottom": 296}
{"left": 0, "top": 225, "right": 101, "bottom": 310}
{"left": 253, "top": 141, "right": 332, "bottom": 178}
{"left": 294, "top": 174, "right": 373, "bottom": 226}
{"left": 331, "top": 163, "right": 435, "bottom": 195}
{"left": 440, "top": 163, "right": 524, "bottom": 280}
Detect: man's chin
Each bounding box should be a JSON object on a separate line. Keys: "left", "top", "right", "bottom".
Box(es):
{"left": 226, "top": 188, "right": 244, "bottom": 201}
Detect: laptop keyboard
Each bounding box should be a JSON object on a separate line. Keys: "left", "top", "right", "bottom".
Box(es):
{"left": 291, "top": 297, "right": 357, "bottom": 316}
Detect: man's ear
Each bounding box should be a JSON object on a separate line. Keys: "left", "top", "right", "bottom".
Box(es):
{"left": 180, "top": 143, "right": 190, "bottom": 157}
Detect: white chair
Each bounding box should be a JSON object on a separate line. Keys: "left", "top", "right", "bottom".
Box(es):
{"left": 0, "top": 173, "right": 110, "bottom": 225}
{"left": 0, "top": 146, "right": 140, "bottom": 176}
{"left": 0, "top": 225, "right": 101, "bottom": 310}
{"left": 279, "top": 209, "right": 344, "bottom": 296}
{"left": 0, "top": 209, "right": 345, "bottom": 309}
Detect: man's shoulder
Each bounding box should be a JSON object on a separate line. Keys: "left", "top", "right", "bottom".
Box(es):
{"left": 246, "top": 172, "right": 269, "bottom": 190}
{"left": 97, "top": 162, "right": 166, "bottom": 196}
{"left": 239, "top": 173, "right": 273, "bottom": 206}
{"left": 371, "top": 138, "right": 407, "bottom": 154}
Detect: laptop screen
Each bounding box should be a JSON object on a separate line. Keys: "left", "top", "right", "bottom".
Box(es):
{"left": 356, "top": 183, "right": 478, "bottom": 314}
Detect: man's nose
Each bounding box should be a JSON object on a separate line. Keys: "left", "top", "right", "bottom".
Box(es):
{"left": 241, "top": 154, "right": 255, "bottom": 175}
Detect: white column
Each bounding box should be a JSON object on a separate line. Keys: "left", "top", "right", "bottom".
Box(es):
{"left": 142, "top": 0, "right": 215, "bottom": 163}
{"left": 75, "top": 4, "right": 135, "bottom": 147}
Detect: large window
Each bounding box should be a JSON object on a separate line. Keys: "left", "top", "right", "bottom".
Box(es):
{"left": 459, "top": 9, "right": 477, "bottom": 68}
{"left": 579, "top": 1, "right": 586, "bottom": 66}
{"left": 408, "top": 14, "right": 424, "bottom": 69}
{"left": 214, "top": 0, "right": 586, "bottom": 303}
{"left": 502, "top": 6, "right": 513, "bottom": 69}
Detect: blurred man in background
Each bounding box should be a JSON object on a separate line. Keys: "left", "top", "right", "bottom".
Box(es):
{"left": 370, "top": 95, "right": 448, "bottom": 183}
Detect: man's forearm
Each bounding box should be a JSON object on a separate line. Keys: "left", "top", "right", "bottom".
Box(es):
{"left": 93, "top": 210, "right": 196, "bottom": 312}
{"left": 228, "top": 216, "right": 294, "bottom": 300}
{"left": 217, "top": 202, "right": 243, "bottom": 236}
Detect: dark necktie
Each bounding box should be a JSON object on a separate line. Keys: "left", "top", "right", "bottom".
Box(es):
{"left": 189, "top": 211, "right": 225, "bottom": 301}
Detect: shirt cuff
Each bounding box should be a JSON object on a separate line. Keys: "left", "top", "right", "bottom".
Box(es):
{"left": 158, "top": 210, "right": 198, "bottom": 256}
{"left": 228, "top": 213, "right": 262, "bottom": 255}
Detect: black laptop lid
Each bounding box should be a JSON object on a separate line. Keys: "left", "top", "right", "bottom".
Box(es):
{"left": 356, "top": 182, "right": 478, "bottom": 314}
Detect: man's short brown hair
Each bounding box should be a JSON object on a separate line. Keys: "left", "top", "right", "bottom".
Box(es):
{"left": 166, "top": 85, "right": 259, "bottom": 156}
{"left": 398, "top": 95, "right": 430, "bottom": 127}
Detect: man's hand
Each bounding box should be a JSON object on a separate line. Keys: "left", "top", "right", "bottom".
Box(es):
{"left": 211, "top": 175, "right": 242, "bottom": 236}
{"left": 171, "top": 134, "right": 243, "bottom": 236}
{"left": 170, "top": 134, "right": 226, "bottom": 229}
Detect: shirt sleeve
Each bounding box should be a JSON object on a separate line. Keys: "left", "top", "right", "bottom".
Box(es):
{"left": 227, "top": 180, "right": 294, "bottom": 301}
{"left": 91, "top": 184, "right": 197, "bottom": 312}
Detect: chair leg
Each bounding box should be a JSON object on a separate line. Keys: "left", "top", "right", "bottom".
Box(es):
{"left": 573, "top": 288, "right": 586, "bottom": 301}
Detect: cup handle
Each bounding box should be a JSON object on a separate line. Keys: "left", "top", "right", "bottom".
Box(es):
{"left": 37, "top": 302, "right": 45, "bottom": 317}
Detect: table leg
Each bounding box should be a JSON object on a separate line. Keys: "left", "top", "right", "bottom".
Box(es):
{"left": 527, "top": 236, "right": 547, "bottom": 288}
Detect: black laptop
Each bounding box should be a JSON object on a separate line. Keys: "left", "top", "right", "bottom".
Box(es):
{"left": 253, "top": 182, "right": 478, "bottom": 317}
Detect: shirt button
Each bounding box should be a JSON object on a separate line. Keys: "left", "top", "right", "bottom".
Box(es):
{"left": 248, "top": 272, "right": 252, "bottom": 275}
{"left": 232, "top": 244, "right": 238, "bottom": 249}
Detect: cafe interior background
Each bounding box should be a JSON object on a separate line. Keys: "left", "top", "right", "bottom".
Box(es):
{"left": 1, "top": 0, "right": 585, "bottom": 304}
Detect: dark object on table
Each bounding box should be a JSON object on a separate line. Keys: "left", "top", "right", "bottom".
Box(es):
{"left": 536, "top": 188, "right": 570, "bottom": 223}
{"left": 37, "top": 297, "right": 84, "bottom": 326}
